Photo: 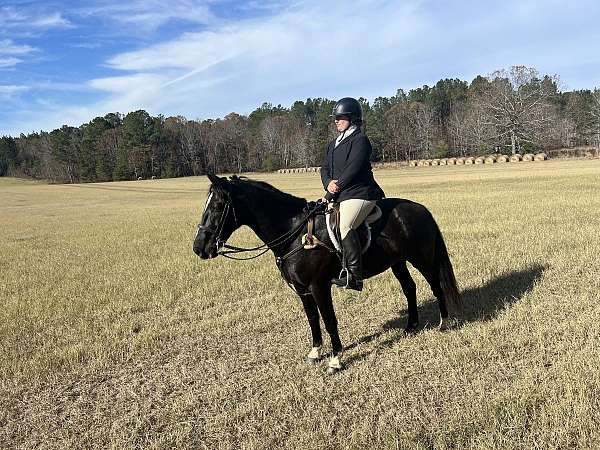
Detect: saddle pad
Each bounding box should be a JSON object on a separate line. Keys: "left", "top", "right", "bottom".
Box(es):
{"left": 326, "top": 205, "right": 382, "bottom": 253}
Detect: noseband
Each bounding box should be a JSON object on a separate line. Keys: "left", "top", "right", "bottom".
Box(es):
{"left": 197, "top": 193, "right": 238, "bottom": 250}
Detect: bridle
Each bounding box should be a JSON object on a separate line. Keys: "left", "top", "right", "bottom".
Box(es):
{"left": 196, "top": 191, "right": 238, "bottom": 253}
{"left": 197, "top": 193, "right": 332, "bottom": 261}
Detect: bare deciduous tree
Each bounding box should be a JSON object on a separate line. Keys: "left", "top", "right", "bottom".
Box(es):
{"left": 480, "top": 66, "right": 560, "bottom": 153}
{"left": 385, "top": 101, "right": 436, "bottom": 161}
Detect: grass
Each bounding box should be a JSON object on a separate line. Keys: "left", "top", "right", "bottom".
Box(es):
{"left": 1, "top": 159, "right": 599, "bottom": 449}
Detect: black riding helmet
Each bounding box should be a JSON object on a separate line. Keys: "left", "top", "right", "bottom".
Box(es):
{"left": 331, "top": 97, "right": 362, "bottom": 124}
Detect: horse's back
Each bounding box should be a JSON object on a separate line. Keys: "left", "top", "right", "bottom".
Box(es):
{"left": 376, "top": 197, "right": 438, "bottom": 229}
{"left": 371, "top": 197, "right": 441, "bottom": 267}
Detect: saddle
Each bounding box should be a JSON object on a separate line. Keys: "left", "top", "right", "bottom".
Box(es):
{"left": 303, "top": 202, "right": 382, "bottom": 254}
{"left": 328, "top": 202, "right": 382, "bottom": 253}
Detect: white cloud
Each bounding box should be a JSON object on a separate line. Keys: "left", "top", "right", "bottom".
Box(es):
{"left": 0, "top": 7, "right": 72, "bottom": 30}
{"left": 100, "top": 0, "right": 428, "bottom": 115}
{"left": 0, "top": 39, "right": 36, "bottom": 55}
{"left": 4, "top": 0, "right": 600, "bottom": 136}
{"left": 0, "top": 39, "right": 37, "bottom": 68}
{"left": 30, "top": 12, "right": 73, "bottom": 29}
{"left": 0, "top": 84, "right": 29, "bottom": 94}
{"left": 78, "top": 0, "right": 213, "bottom": 31}
{"left": 88, "top": 73, "right": 167, "bottom": 93}
{"left": 0, "top": 57, "right": 22, "bottom": 68}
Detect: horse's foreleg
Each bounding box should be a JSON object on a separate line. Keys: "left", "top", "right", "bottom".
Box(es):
{"left": 299, "top": 293, "right": 323, "bottom": 363}
{"left": 310, "top": 282, "right": 343, "bottom": 374}
{"left": 392, "top": 262, "right": 419, "bottom": 333}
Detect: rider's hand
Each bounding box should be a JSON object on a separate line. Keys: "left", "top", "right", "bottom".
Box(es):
{"left": 327, "top": 180, "right": 340, "bottom": 194}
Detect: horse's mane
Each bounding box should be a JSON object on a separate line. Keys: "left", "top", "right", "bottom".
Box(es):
{"left": 229, "top": 176, "right": 307, "bottom": 209}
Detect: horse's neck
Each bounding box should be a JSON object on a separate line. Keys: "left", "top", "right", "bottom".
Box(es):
{"left": 238, "top": 190, "right": 305, "bottom": 253}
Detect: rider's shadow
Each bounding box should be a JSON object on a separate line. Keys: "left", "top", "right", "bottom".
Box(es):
{"left": 344, "top": 264, "right": 547, "bottom": 365}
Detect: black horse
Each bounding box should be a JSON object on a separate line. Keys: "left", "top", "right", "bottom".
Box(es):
{"left": 193, "top": 174, "right": 460, "bottom": 374}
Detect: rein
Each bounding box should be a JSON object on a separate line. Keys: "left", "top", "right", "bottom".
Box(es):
{"left": 199, "top": 197, "right": 331, "bottom": 261}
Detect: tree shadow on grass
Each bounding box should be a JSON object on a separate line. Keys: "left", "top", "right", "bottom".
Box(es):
{"left": 344, "top": 264, "right": 547, "bottom": 365}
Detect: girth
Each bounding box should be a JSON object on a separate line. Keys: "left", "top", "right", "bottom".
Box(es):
{"left": 302, "top": 212, "right": 337, "bottom": 252}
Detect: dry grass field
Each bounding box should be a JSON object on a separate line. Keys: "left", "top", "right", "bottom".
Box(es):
{"left": 1, "top": 159, "right": 600, "bottom": 449}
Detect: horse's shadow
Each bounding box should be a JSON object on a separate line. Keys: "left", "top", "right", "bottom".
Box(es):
{"left": 344, "top": 264, "right": 546, "bottom": 365}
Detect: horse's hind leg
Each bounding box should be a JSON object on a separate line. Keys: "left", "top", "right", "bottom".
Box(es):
{"left": 299, "top": 293, "right": 323, "bottom": 363}
{"left": 392, "top": 262, "right": 419, "bottom": 333}
{"left": 421, "top": 270, "right": 450, "bottom": 330}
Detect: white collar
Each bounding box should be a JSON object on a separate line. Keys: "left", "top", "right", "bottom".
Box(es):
{"left": 335, "top": 125, "right": 358, "bottom": 147}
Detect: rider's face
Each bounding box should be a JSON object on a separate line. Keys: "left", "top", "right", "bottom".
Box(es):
{"left": 334, "top": 116, "right": 351, "bottom": 132}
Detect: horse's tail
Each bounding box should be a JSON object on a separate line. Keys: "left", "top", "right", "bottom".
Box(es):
{"left": 435, "top": 226, "right": 462, "bottom": 315}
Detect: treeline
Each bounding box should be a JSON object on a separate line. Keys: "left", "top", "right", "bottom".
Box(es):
{"left": 1, "top": 66, "right": 600, "bottom": 183}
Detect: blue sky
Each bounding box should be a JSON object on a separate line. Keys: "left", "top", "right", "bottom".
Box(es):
{"left": 1, "top": 0, "right": 600, "bottom": 137}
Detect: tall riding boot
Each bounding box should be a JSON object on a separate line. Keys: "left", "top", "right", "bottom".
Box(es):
{"left": 331, "top": 229, "right": 363, "bottom": 291}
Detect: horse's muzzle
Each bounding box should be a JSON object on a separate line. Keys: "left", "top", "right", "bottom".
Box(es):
{"left": 193, "top": 242, "right": 218, "bottom": 259}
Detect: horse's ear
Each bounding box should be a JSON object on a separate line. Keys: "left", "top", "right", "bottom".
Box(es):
{"left": 207, "top": 173, "right": 229, "bottom": 191}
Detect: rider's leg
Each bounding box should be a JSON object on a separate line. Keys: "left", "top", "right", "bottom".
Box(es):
{"left": 332, "top": 199, "right": 376, "bottom": 291}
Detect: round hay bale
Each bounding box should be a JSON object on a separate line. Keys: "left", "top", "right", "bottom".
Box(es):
{"left": 409, "top": 160, "right": 418, "bottom": 167}
{"left": 447, "top": 158, "right": 456, "bottom": 165}
{"left": 534, "top": 153, "right": 548, "bottom": 161}
{"left": 474, "top": 157, "right": 485, "bottom": 164}
{"left": 465, "top": 157, "right": 475, "bottom": 165}
{"left": 523, "top": 153, "right": 535, "bottom": 161}
{"left": 432, "top": 159, "right": 440, "bottom": 166}
{"left": 509, "top": 154, "right": 523, "bottom": 162}
{"left": 496, "top": 155, "right": 509, "bottom": 163}
{"left": 484, "top": 156, "right": 496, "bottom": 164}
{"left": 456, "top": 158, "right": 465, "bottom": 165}
{"left": 440, "top": 158, "right": 448, "bottom": 165}
{"left": 423, "top": 160, "right": 432, "bottom": 166}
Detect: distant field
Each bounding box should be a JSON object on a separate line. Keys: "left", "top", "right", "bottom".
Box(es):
{"left": 1, "top": 159, "right": 599, "bottom": 449}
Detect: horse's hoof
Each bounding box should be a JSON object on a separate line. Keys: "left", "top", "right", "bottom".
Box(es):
{"left": 404, "top": 322, "right": 419, "bottom": 334}
{"left": 327, "top": 365, "right": 342, "bottom": 375}
{"left": 439, "top": 317, "right": 452, "bottom": 331}
{"left": 327, "top": 355, "right": 343, "bottom": 374}
{"left": 306, "top": 346, "right": 322, "bottom": 364}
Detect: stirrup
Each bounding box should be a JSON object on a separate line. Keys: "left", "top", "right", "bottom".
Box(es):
{"left": 340, "top": 267, "right": 349, "bottom": 288}
{"left": 332, "top": 268, "right": 349, "bottom": 288}
{"left": 332, "top": 268, "right": 363, "bottom": 291}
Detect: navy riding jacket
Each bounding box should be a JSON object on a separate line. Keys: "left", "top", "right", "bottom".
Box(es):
{"left": 320, "top": 128, "right": 385, "bottom": 202}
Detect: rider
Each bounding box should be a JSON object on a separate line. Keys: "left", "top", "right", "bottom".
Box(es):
{"left": 320, "top": 97, "right": 385, "bottom": 291}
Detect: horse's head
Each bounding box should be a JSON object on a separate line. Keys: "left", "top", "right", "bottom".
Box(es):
{"left": 193, "top": 174, "right": 239, "bottom": 259}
